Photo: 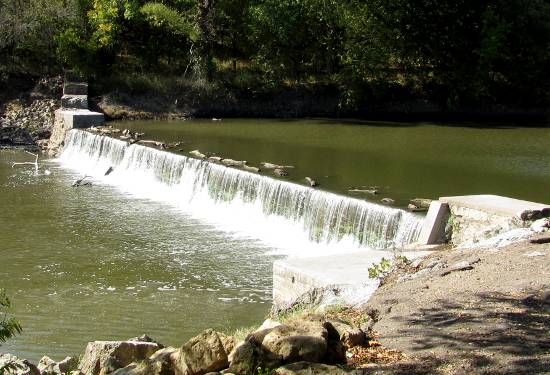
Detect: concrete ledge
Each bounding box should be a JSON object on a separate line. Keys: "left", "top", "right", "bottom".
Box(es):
{"left": 440, "top": 195, "right": 549, "bottom": 220}
{"left": 273, "top": 250, "right": 431, "bottom": 309}
{"left": 62, "top": 110, "right": 104, "bottom": 129}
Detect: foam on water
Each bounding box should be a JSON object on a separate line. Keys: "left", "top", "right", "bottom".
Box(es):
{"left": 59, "top": 130, "right": 423, "bottom": 256}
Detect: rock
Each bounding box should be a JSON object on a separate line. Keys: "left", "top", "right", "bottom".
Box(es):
{"left": 78, "top": 341, "right": 161, "bottom": 375}
{"left": 57, "top": 357, "right": 79, "bottom": 374}
{"left": 439, "top": 257, "right": 480, "bottom": 276}
{"left": 207, "top": 156, "right": 223, "bottom": 163}
{"left": 305, "top": 177, "right": 317, "bottom": 187}
{"left": 380, "top": 198, "right": 395, "bottom": 204}
{"left": 520, "top": 209, "right": 549, "bottom": 221}
{"left": 407, "top": 203, "right": 427, "bottom": 212}
{"left": 150, "top": 347, "right": 178, "bottom": 362}
{"left": 177, "top": 329, "right": 229, "bottom": 375}
{"left": 322, "top": 322, "right": 346, "bottom": 364}
{"left": 110, "top": 358, "right": 172, "bottom": 375}
{"left": 227, "top": 339, "right": 282, "bottom": 374}
{"left": 221, "top": 159, "right": 247, "bottom": 167}
{"left": 261, "top": 319, "right": 328, "bottom": 364}
{"left": 0, "top": 353, "right": 40, "bottom": 375}
{"left": 409, "top": 198, "right": 432, "bottom": 208}
{"left": 272, "top": 361, "right": 349, "bottom": 375}
{"left": 217, "top": 333, "right": 237, "bottom": 359}
{"left": 127, "top": 334, "right": 164, "bottom": 348}
{"left": 531, "top": 218, "right": 550, "bottom": 233}
{"left": 274, "top": 168, "right": 288, "bottom": 177}
{"left": 530, "top": 237, "right": 550, "bottom": 244}
{"left": 325, "top": 320, "right": 366, "bottom": 349}
{"left": 38, "top": 356, "right": 57, "bottom": 374}
{"left": 242, "top": 165, "right": 260, "bottom": 173}
{"left": 189, "top": 150, "right": 206, "bottom": 159}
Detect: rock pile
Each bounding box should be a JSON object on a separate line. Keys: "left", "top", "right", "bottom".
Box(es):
{"left": 0, "top": 99, "right": 58, "bottom": 146}
{"left": 2, "top": 315, "right": 374, "bottom": 375}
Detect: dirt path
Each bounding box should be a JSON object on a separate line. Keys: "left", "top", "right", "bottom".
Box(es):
{"left": 362, "top": 234, "right": 550, "bottom": 374}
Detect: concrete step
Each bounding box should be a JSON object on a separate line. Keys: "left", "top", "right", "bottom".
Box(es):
{"left": 63, "top": 83, "right": 88, "bottom": 96}
{"left": 64, "top": 70, "right": 86, "bottom": 83}
{"left": 61, "top": 109, "right": 104, "bottom": 128}
{"left": 273, "top": 250, "right": 431, "bottom": 309}
{"left": 61, "top": 95, "right": 88, "bottom": 110}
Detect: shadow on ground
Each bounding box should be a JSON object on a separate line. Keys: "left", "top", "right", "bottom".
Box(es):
{"left": 366, "top": 290, "right": 550, "bottom": 374}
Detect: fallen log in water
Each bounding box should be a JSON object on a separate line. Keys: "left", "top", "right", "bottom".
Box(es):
{"left": 72, "top": 175, "right": 92, "bottom": 187}
{"left": 261, "top": 162, "right": 295, "bottom": 169}
{"left": 11, "top": 151, "right": 39, "bottom": 173}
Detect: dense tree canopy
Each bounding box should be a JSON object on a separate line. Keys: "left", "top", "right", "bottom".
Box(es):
{"left": 0, "top": 0, "right": 548, "bottom": 109}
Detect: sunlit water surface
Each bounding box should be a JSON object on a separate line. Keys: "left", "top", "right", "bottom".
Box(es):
{"left": 1, "top": 118, "right": 549, "bottom": 360}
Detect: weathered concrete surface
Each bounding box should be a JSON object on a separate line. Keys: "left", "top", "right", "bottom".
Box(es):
{"left": 62, "top": 109, "right": 104, "bottom": 128}
{"left": 273, "top": 251, "right": 431, "bottom": 309}
{"left": 440, "top": 195, "right": 550, "bottom": 245}
{"left": 417, "top": 201, "right": 450, "bottom": 245}
{"left": 47, "top": 109, "right": 104, "bottom": 155}
{"left": 62, "top": 94, "right": 88, "bottom": 110}
{"left": 63, "top": 82, "right": 88, "bottom": 96}
{"left": 440, "top": 195, "right": 549, "bottom": 219}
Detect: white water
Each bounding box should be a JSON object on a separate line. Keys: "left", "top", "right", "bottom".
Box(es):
{"left": 59, "top": 130, "right": 423, "bottom": 256}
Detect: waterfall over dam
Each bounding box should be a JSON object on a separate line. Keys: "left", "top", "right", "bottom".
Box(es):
{"left": 59, "top": 129, "right": 423, "bottom": 254}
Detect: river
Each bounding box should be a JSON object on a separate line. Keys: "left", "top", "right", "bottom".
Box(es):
{"left": 0, "top": 118, "right": 548, "bottom": 359}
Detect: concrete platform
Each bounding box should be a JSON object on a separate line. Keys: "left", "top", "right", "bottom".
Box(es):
{"left": 62, "top": 110, "right": 104, "bottom": 129}
{"left": 440, "top": 195, "right": 549, "bottom": 219}
{"left": 273, "top": 250, "right": 431, "bottom": 309}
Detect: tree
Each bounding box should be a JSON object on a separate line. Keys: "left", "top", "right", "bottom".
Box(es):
{"left": 0, "top": 289, "right": 21, "bottom": 345}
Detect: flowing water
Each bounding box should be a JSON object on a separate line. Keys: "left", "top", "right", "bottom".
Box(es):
{"left": 1, "top": 119, "right": 549, "bottom": 360}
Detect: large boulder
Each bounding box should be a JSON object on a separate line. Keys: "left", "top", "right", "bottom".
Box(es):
{"left": 227, "top": 338, "right": 282, "bottom": 374}
{"left": 0, "top": 353, "right": 40, "bottom": 375}
{"left": 78, "top": 341, "right": 161, "bottom": 375}
{"left": 272, "top": 361, "right": 349, "bottom": 375}
{"left": 176, "top": 329, "right": 229, "bottom": 375}
{"left": 261, "top": 320, "right": 328, "bottom": 364}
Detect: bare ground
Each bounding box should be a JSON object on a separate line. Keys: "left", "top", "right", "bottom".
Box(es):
{"left": 360, "top": 234, "right": 550, "bottom": 374}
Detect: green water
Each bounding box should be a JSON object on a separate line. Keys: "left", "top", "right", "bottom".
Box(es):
{"left": 114, "top": 119, "right": 550, "bottom": 205}
{"left": 1, "top": 118, "right": 549, "bottom": 360}
{"left": 0, "top": 150, "right": 275, "bottom": 360}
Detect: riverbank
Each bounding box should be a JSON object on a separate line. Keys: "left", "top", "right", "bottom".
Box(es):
{"left": 2, "top": 232, "right": 548, "bottom": 375}
{"left": 2, "top": 75, "right": 548, "bottom": 125}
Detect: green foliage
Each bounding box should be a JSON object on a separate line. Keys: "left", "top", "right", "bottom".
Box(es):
{"left": 0, "top": 0, "right": 548, "bottom": 109}
{"left": 140, "top": 2, "right": 198, "bottom": 40}
{"left": 368, "top": 257, "right": 392, "bottom": 279}
{"left": 0, "top": 289, "right": 22, "bottom": 345}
